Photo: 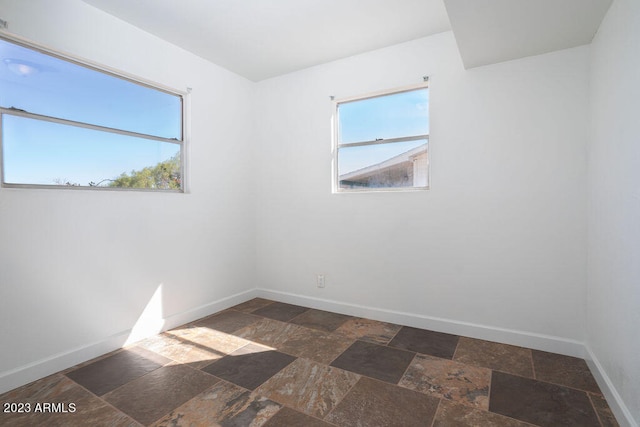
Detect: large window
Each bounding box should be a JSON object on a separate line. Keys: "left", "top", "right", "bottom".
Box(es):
{"left": 0, "top": 36, "right": 184, "bottom": 191}
{"left": 334, "top": 83, "right": 429, "bottom": 192}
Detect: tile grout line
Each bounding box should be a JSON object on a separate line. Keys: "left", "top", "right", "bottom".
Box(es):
{"left": 384, "top": 323, "right": 404, "bottom": 347}
{"left": 325, "top": 337, "right": 359, "bottom": 367}
{"left": 150, "top": 376, "right": 290, "bottom": 426}
{"left": 242, "top": 299, "right": 277, "bottom": 314}
{"left": 395, "top": 351, "right": 419, "bottom": 389}
{"left": 283, "top": 307, "right": 313, "bottom": 325}
{"left": 230, "top": 317, "right": 349, "bottom": 366}
{"left": 329, "top": 338, "right": 421, "bottom": 385}
{"left": 297, "top": 408, "right": 341, "bottom": 427}
{"left": 61, "top": 374, "right": 145, "bottom": 427}
{"left": 146, "top": 379, "right": 225, "bottom": 426}
{"left": 587, "top": 392, "right": 606, "bottom": 427}
{"left": 273, "top": 401, "right": 343, "bottom": 427}
{"left": 319, "top": 374, "right": 364, "bottom": 423}
{"left": 451, "top": 335, "right": 462, "bottom": 360}
{"left": 429, "top": 398, "right": 442, "bottom": 427}
{"left": 491, "top": 366, "right": 605, "bottom": 395}
{"left": 61, "top": 347, "right": 127, "bottom": 376}
{"left": 487, "top": 368, "right": 493, "bottom": 414}
{"left": 427, "top": 369, "right": 539, "bottom": 427}
{"left": 253, "top": 355, "right": 357, "bottom": 424}
{"left": 394, "top": 353, "right": 499, "bottom": 415}
{"left": 327, "top": 360, "right": 423, "bottom": 396}
{"left": 500, "top": 413, "right": 541, "bottom": 427}
{"left": 456, "top": 352, "right": 605, "bottom": 397}
{"left": 530, "top": 349, "right": 537, "bottom": 380}
{"left": 106, "top": 360, "right": 219, "bottom": 426}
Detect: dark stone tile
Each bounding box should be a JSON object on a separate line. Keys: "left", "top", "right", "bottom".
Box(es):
{"left": 195, "top": 310, "right": 261, "bottom": 333}
{"left": 489, "top": 371, "right": 600, "bottom": 427}
{"left": 532, "top": 350, "right": 601, "bottom": 393}
{"left": 453, "top": 337, "right": 533, "bottom": 377}
{"left": 289, "top": 309, "right": 352, "bottom": 332}
{"left": 263, "top": 407, "right": 333, "bottom": 427}
{"left": 202, "top": 343, "right": 296, "bottom": 390}
{"left": 60, "top": 348, "right": 123, "bottom": 375}
{"left": 1, "top": 395, "right": 139, "bottom": 427}
{"left": 389, "top": 326, "right": 459, "bottom": 359}
{"left": 153, "top": 381, "right": 281, "bottom": 427}
{"left": 45, "top": 394, "right": 139, "bottom": 427}
{"left": 255, "top": 358, "right": 360, "bottom": 418}
{"left": 252, "top": 302, "right": 310, "bottom": 322}
{"left": 230, "top": 298, "right": 275, "bottom": 313}
{"left": 0, "top": 375, "right": 138, "bottom": 426}
{"left": 433, "top": 399, "right": 533, "bottom": 427}
{"left": 330, "top": 340, "right": 415, "bottom": 383}
{"left": 65, "top": 348, "right": 169, "bottom": 396}
{"left": 589, "top": 393, "right": 620, "bottom": 427}
{"left": 326, "top": 377, "right": 439, "bottom": 427}
{"left": 104, "top": 364, "right": 218, "bottom": 425}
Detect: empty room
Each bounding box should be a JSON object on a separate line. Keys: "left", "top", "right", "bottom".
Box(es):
{"left": 0, "top": 0, "right": 638, "bottom": 426}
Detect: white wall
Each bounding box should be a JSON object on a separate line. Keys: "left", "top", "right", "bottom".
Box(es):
{"left": 588, "top": 0, "right": 640, "bottom": 424}
{"left": 0, "top": 0, "right": 256, "bottom": 391}
{"left": 2, "top": 2, "right": 620, "bottom": 415}
{"left": 254, "top": 33, "right": 590, "bottom": 347}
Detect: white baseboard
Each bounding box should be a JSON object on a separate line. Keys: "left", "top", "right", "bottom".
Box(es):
{"left": 254, "top": 288, "right": 586, "bottom": 357}
{"left": 160, "top": 289, "right": 257, "bottom": 332}
{"left": 0, "top": 289, "right": 257, "bottom": 395}
{"left": 0, "top": 330, "right": 131, "bottom": 396}
{"left": 584, "top": 346, "right": 638, "bottom": 427}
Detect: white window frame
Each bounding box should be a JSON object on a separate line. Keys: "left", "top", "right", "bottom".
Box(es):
{"left": 0, "top": 33, "right": 188, "bottom": 192}
{"left": 332, "top": 82, "right": 429, "bottom": 193}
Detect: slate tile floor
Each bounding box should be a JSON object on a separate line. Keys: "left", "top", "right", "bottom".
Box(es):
{"left": 0, "top": 298, "right": 620, "bottom": 427}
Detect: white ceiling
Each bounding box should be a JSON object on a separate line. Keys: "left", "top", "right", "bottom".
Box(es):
{"left": 80, "top": 0, "right": 451, "bottom": 82}
{"left": 444, "top": 0, "right": 612, "bottom": 69}
{"left": 81, "top": 0, "right": 612, "bottom": 81}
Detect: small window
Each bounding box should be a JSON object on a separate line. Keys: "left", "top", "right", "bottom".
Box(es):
{"left": 334, "top": 83, "right": 429, "bottom": 192}
{"left": 0, "top": 36, "right": 184, "bottom": 191}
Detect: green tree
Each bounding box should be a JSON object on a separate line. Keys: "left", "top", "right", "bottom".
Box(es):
{"left": 97, "top": 153, "right": 181, "bottom": 189}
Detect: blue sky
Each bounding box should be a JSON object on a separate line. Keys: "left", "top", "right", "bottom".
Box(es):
{"left": 0, "top": 38, "right": 181, "bottom": 186}
{"left": 1, "top": 38, "right": 428, "bottom": 186}
{"left": 338, "top": 88, "right": 429, "bottom": 175}
{"left": 2, "top": 115, "right": 179, "bottom": 185}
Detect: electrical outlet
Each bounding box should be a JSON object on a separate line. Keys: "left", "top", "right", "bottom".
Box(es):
{"left": 316, "top": 274, "right": 325, "bottom": 288}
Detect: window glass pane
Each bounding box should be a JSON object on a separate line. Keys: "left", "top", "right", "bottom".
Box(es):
{"left": 338, "top": 88, "right": 428, "bottom": 144}
{"left": 2, "top": 115, "right": 181, "bottom": 189}
{"left": 0, "top": 38, "right": 181, "bottom": 140}
{"left": 338, "top": 139, "right": 428, "bottom": 190}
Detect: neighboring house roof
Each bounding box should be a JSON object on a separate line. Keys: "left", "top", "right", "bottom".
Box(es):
{"left": 339, "top": 144, "right": 427, "bottom": 186}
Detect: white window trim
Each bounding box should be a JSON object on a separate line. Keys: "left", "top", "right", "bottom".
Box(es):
{"left": 0, "top": 32, "right": 189, "bottom": 193}
{"left": 331, "top": 81, "right": 430, "bottom": 194}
